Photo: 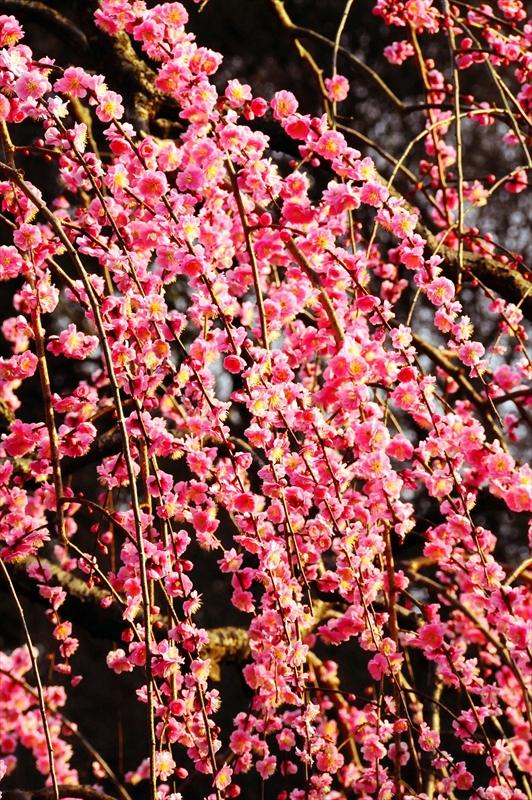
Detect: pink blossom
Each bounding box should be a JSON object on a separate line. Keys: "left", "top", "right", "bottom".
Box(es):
{"left": 225, "top": 79, "right": 252, "bottom": 108}
{"left": 0, "top": 14, "right": 24, "bottom": 46}
{"left": 360, "top": 180, "right": 389, "bottom": 207}
{"left": 417, "top": 622, "right": 445, "bottom": 651}
{"left": 324, "top": 74, "right": 349, "bottom": 102}
{"left": 0, "top": 245, "right": 24, "bottom": 279}
{"left": 361, "top": 734, "right": 387, "bottom": 761}
{"left": 95, "top": 90, "right": 124, "bottom": 122}
{"left": 458, "top": 340, "right": 485, "bottom": 366}
{"left": 425, "top": 276, "right": 455, "bottom": 305}
{"left": 47, "top": 324, "right": 98, "bottom": 360}
{"left": 3, "top": 419, "right": 46, "bottom": 458}
{"left": 314, "top": 130, "right": 347, "bottom": 159}
{"left": 384, "top": 40, "right": 415, "bottom": 65}
{"left": 283, "top": 114, "right": 310, "bottom": 139}
{"left": 504, "top": 169, "right": 528, "bottom": 193}
{"left": 0, "top": 93, "right": 10, "bottom": 121}
{"left": 13, "top": 224, "right": 41, "bottom": 251}
{"left": 53, "top": 67, "right": 90, "bottom": 98}
{"left": 270, "top": 90, "right": 298, "bottom": 119}
{"left": 256, "top": 755, "right": 276, "bottom": 779}
{"left": 136, "top": 169, "right": 168, "bottom": 200}
{"left": 14, "top": 70, "right": 50, "bottom": 100}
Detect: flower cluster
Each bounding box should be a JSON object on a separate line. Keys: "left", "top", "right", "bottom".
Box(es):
{"left": 0, "top": 1, "right": 530, "bottom": 799}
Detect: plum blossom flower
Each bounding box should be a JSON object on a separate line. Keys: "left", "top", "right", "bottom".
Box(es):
{"left": 0, "top": 14, "right": 24, "bottom": 46}
{"left": 425, "top": 276, "right": 455, "bottom": 305}
{"left": 361, "top": 734, "right": 387, "bottom": 761}
{"left": 53, "top": 67, "right": 90, "bottom": 98}
{"left": 47, "top": 324, "right": 98, "bottom": 360}
{"left": 325, "top": 74, "right": 349, "bottom": 101}
{"left": 0, "top": 246, "right": 24, "bottom": 279}
{"left": 225, "top": 79, "right": 252, "bottom": 108}
{"left": 136, "top": 169, "right": 168, "bottom": 200}
{"left": 156, "top": 750, "right": 176, "bottom": 780}
{"left": 0, "top": 94, "right": 10, "bottom": 121}
{"left": 384, "top": 40, "right": 415, "bottom": 64}
{"left": 3, "top": 419, "right": 47, "bottom": 458}
{"left": 458, "top": 341, "right": 485, "bottom": 366}
{"left": 360, "top": 180, "right": 389, "bottom": 207}
{"left": 14, "top": 70, "right": 50, "bottom": 101}
{"left": 270, "top": 90, "right": 298, "bottom": 119}
{"left": 314, "top": 130, "right": 347, "bottom": 159}
{"left": 504, "top": 168, "right": 528, "bottom": 193}
{"left": 95, "top": 90, "right": 124, "bottom": 122}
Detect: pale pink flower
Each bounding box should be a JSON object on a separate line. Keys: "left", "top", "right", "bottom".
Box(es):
{"left": 425, "top": 276, "right": 455, "bottom": 306}
{"left": 14, "top": 70, "right": 50, "bottom": 100}
{"left": 225, "top": 79, "right": 252, "bottom": 108}
{"left": 458, "top": 340, "right": 485, "bottom": 366}
{"left": 54, "top": 66, "right": 90, "bottom": 98}
{"left": 95, "top": 90, "right": 124, "bottom": 122}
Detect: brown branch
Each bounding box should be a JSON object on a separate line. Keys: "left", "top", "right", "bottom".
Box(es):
{"left": 439, "top": 244, "right": 532, "bottom": 323}
{"left": 201, "top": 627, "right": 251, "bottom": 681}
{"left": 0, "top": 1, "right": 88, "bottom": 53}
{"left": 284, "top": 238, "right": 346, "bottom": 345}
{"left": 382, "top": 169, "right": 532, "bottom": 322}
{"left": 266, "top": 0, "right": 330, "bottom": 110}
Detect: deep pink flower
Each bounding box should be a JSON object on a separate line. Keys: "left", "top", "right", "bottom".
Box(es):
{"left": 136, "top": 169, "right": 168, "bottom": 200}
{"left": 360, "top": 180, "right": 389, "bottom": 207}
{"left": 270, "top": 90, "right": 298, "bottom": 119}
{"left": 324, "top": 74, "right": 349, "bottom": 102}
{"left": 504, "top": 169, "right": 528, "bottom": 193}
{"left": 47, "top": 324, "right": 98, "bottom": 360}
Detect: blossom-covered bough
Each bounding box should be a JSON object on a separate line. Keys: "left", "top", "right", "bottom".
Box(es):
{"left": 0, "top": 0, "right": 531, "bottom": 798}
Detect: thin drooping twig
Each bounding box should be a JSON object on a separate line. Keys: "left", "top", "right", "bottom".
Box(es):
{"left": 284, "top": 238, "right": 346, "bottom": 345}
{"left": 331, "top": 0, "right": 356, "bottom": 125}
{"left": 267, "top": 0, "right": 331, "bottom": 114}
{"left": 226, "top": 158, "right": 271, "bottom": 356}
{"left": 0, "top": 559, "right": 60, "bottom": 800}
{"left": 268, "top": 0, "right": 405, "bottom": 111}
